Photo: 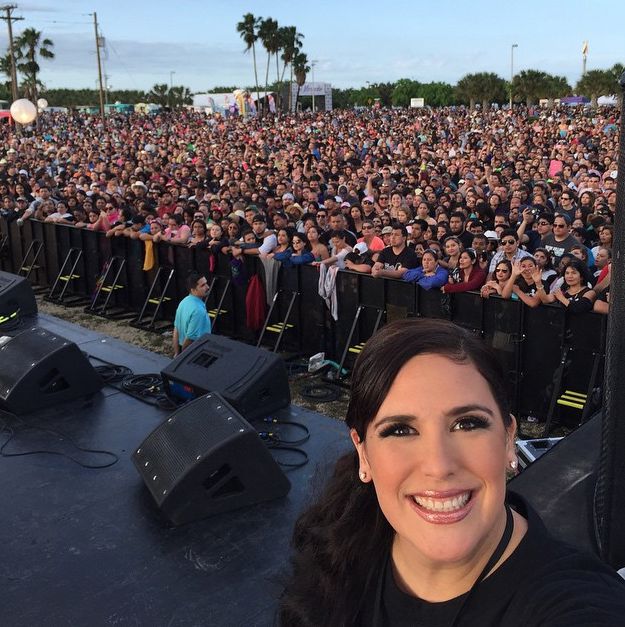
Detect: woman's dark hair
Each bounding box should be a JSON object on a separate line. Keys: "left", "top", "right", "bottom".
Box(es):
{"left": 534, "top": 247, "right": 554, "bottom": 270}
{"left": 562, "top": 258, "right": 593, "bottom": 287}
{"left": 292, "top": 231, "right": 312, "bottom": 252}
{"left": 495, "top": 259, "right": 513, "bottom": 278}
{"left": 280, "top": 319, "right": 511, "bottom": 626}
{"left": 191, "top": 219, "right": 207, "bottom": 235}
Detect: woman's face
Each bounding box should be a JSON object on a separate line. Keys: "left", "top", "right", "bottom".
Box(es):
{"left": 519, "top": 258, "right": 536, "bottom": 279}
{"left": 533, "top": 252, "right": 547, "bottom": 268}
{"left": 495, "top": 264, "right": 510, "bottom": 283}
{"left": 599, "top": 228, "right": 612, "bottom": 244}
{"left": 277, "top": 229, "right": 289, "bottom": 245}
{"left": 292, "top": 236, "right": 304, "bottom": 251}
{"left": 227, "top": 223, "right": 239, "bottom": 237}
{"left": 307, "top": 226, "right": 319, "bottom": 242}
{"left": 564, "top": 266, "right": 582, "bottom": 287}
{"left": 445, "top": 239, "right": 460, "bottom": 257}
{"left": 351, "top": 354, "right": 514, "bottom": 568}
{"left": 391, "top": 193, "right": 402, "bottom": 208}
{"left": 421, "top": 253, "right": 437, "bottom": 273}
{"left": 351, "top": 207, "right": 362, "bottom": 220}
{"left": 193, "top": 222, "right": 206, "bottom": 237}
{"left": 209, "top": 225, "right": 221, "bottom": 239}
{"left": 398, "top": 210, "right": 408, "bottom": 224}
{"left": 458, "top": 252, "right": 473, "bottom": 269}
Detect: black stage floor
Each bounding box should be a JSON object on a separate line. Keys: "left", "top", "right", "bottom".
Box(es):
{"left": 0, "top": 314, "right": 349, "bottom": 627}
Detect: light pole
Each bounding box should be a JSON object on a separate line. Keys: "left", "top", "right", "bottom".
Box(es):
{"left": 311, "top": 60, "right": 317, "bottom": 113}
{"left": 510, "top": 44, "right": 518, "bottom": 109}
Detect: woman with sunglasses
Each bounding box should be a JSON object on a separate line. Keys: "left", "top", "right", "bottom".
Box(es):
{"left": 533, "top": 247, "right": 558, "bottom": 291}
{"left": 481, "top": 260, "right": 513, "bottom": 299}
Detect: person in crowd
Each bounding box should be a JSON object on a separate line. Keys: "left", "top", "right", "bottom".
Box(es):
{"left": 442, "top": 248, "right": 486, "bottom": 294}
{"left": 357, "top": 219, "right": 385, "bottom": 252}
{"left": 403, "top": 249, "right": 449, "bottom": 290}
{"left": 481, "top": 260, "right": 513, "bottom": 299}
{"left": 487, "top": 229, "right": 532, "bottom": 279}
{"left": 306, "top": 225, "right": 330, "bottom": 261}
{"left": 501, "top": 258, "right": 542, "bottom": 307}
{"left": 283, "top": 232, "right": 314, "bottom": 266}
{"left": 533, "top": 247, "right": 558, "bottom": 291}
{"left": 172, "top": 270, "right": 211, "bottom": 357}
{"left": 280, "top": 319, "right": 625, "bottom": 625}
{"left": 317, "top": 229, "right": 353, "bottom": 269}
{"left": 371, "top": 225, "right": 419, "bottom": 280}
{"left": 264, "top": 228, "right": 292, "bottom": 259}
{"left": 541, "top": 215, "right": 578, "bottom": 265}
{"left": 439, "top": 235, "right": 463, "bottom": 271}
{"left": 187, "top": 220, "right": 209, "bottom": 248}
{"left": 593, "top": 247, "right": 611, "bottom": 280}
{"left": 533, "top": 259, "right": 596, "bottom": 312}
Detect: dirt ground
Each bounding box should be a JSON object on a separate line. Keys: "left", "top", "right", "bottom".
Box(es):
{"left": 36, "top": 296, "right": 351, "bottom": 422}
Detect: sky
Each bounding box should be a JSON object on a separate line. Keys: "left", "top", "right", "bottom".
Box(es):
{"left": 1, "top": 0, "right": 623, "bottom": 94}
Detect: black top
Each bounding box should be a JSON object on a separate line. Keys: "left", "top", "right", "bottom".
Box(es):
{"left": 377, "top": 246, "right": 420, "bottom": 271}
{"left": 359, "top": 493, "right": 625, "bottom": 626}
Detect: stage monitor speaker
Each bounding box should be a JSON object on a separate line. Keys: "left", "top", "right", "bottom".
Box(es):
{"left": 160, "top": 334, "right": 290, "bottom": 421}
{"left": 509, "top": 413, "right": 600, "bottom": 556}
{"left": 0, "top": 270, "right": 37, "bottom": 319}
{"left": 133, "top": 393, "right": 291, "bottom": 525}
{"left": 0, "top": 327, "right": 103, "bottom": 414}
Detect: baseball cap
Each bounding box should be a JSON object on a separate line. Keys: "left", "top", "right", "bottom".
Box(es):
{"left": 381, "top": 226, "right": 393, "bottom": 235}
{"left": 363, "top": 195, "right": 374, "bottom": 203}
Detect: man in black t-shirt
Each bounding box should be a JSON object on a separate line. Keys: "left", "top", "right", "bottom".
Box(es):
{"left": 371, "top": 225, "right": 419, "bottom": 280}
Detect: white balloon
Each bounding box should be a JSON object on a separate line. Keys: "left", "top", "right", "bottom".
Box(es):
{"left": 10, "top": 99, "right": 37, "bottom": 124}
{"left": 37, "top": 98, "right": 48, "bottom": 109}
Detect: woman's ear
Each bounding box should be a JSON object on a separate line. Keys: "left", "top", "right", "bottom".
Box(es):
{"left": 350, "top": 428, "right": 371, "bottom": 481}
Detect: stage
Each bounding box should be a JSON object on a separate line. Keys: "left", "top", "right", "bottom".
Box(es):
{"left": 0, "top": 314, "right": 349, "bottom": 627}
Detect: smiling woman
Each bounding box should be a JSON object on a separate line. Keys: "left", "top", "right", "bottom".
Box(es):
{"left": 279, "top": 319, "right": 625, "bottom": 626}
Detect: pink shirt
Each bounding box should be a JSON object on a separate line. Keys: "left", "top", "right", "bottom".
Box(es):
{"left": 357, "top": 235, "right": 385, "bottom": 252}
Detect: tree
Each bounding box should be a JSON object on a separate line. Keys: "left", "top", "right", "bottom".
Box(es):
{"left": 258, "top": 17, "right": 279, "bottom": 114}
{"left": 0, "top": 53, "right": 12, "bottom": 94}
{"left": 392, "top": 78, "right": 421, "bottom": 107}
{"left": 169, "top": 85, "right": 193, "bottom": 108}
{"left": 608, "top": 63, "right": 625, "bottom": 108}
{"left": 147, "top": 83, "right": 170, "bottom": 107}
{"left": 543, "top": 75, "right": 571, "bottom": 107}
{"left": 14, "top": 28, "right": 54, "bottom": 103}
{"left": 278, "top": 26, "right": 304, "bottom": 111}
{"left": 292, "top": 51, "right": 309, "bottom": 110}
{"left": 576, "top": 69, "right": 613, "bottom": 108}
{"left": 456, "top": 72, "right": 507, "bottom": 109}
{"left": 236, "top": 13, "right": 262, "bottom": 115}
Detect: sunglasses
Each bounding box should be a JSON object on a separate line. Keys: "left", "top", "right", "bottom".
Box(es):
{"left": 501, "top": 239, "right": 516, "bottom": 245}
{"left": 362, "top": 225, "right": 373, "bottom": 230}
{"left": 495, "top": 268, "right": 509, "bottom": 273}
{"left": 537, "top": 221, "right": 550, "bottom": 226}
{"left": 554, "top": 224, "right": 567, "bottom": 228}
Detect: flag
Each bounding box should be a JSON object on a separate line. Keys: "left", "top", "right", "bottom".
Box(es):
{"left": 582, "top": 41, "right": 589, "bottom": 56}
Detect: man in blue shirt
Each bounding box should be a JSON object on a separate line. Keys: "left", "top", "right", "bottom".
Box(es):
{"left": 172, "top": 271, "right": 211, "bottom": 357}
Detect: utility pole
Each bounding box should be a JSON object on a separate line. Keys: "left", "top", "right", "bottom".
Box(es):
{"left": 93, "top": 12, "right": 105, "bottom": 125}
{"left": 582, "top": 41, "right": 589, "bottom": 76}
{"left": 311, "top": 60, "right": 317, "bottom": 113}
{"left": 0, "top": 4, "right": 23, "bottom": 103}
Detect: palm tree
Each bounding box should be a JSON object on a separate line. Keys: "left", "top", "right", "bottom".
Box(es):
{"left": 169, "top": 85, "right": 193, "bottom": 108}
{"left": 609, "top": 63, "right": 625, "bottom": 108}
{"left": 455, "top": 72, "right": 506, "bottom": 109}
{"left": 147, "top": 83, "right": 169, "bottom": 107}
{"left": 236, "top": 13, "right": 261, "bottom": 115}
{"left": 292, "top": 51, "right": 310, "bottom": 111}
{"left": 0, "top": 53, "right": 12, "bottom": 94}
{"left": 278, "top": 26, "right": 304, "bottom": 111}
{"left": 576, "top": 69, "right": 613, "bottom": 108}
{"left": 543, "top": 75, "right": 571, "bottom": 107}
{"left": 14, "top": 28, "right": 54, "bottom": 103}
{"left": 258, "top": 17, "right": 279, "bottom": 115}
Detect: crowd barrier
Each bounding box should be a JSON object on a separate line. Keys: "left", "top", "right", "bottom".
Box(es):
{"left": 0, "top": 219, "right": 607, "bottom": 422}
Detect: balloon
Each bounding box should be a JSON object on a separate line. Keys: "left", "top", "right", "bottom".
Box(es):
{"left": 37, "top": 98, "right": 48, "bottom": 110}
{"left": 10, "top": 99, "right": 37, "bottom": 124}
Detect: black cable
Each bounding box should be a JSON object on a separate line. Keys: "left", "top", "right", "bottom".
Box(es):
{"left": 94, "top": 364, "right": 133, "bottom": 383}
{"left": 255, "top": 417, "right": 310, "bottom": 446}
{"left": 0, "top": 411, "right": 119, "bottom": 469}
{"left": 265, "top": 444, "right": 309, "bottom": 469}
{"left": 299, "top": 381, "right": 342, "bottom": 402}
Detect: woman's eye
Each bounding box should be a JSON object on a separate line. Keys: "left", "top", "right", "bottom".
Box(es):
{"left": 379, "top": 423, "right": 415, "bottom": 438}
{"left": 452, "top": 416, "right": 490, "bottom": 431}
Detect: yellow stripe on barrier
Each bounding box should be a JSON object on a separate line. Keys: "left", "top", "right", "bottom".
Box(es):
{"left": 59, "top": 274, "right": 80, "bottom": 281}
{"left": 563, "top": 390, "right": 587, "bottom": 398}
{"left": 557, "top": 399, "right": 585, "bottom": 409}
{"left": 148, "top": 297, "right": 170, "bottom": 304}
{"left": 101, "top": 285, "right": 124, "bottom": 292}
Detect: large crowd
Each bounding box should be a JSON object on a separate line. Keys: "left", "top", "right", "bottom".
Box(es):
{"left": 0, "top": 104, "right": 619, "bottom": 316}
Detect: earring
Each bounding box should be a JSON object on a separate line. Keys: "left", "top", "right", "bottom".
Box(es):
{"left": 510, "top": 459, "right": 518, "bottom": 471}
{"left": 359, "top": 471, "right": 367, "bottom": 481}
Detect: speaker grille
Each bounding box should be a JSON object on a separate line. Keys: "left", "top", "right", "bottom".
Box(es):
{"left": 135, "top": 394, "right": 251, "bottom": 494}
